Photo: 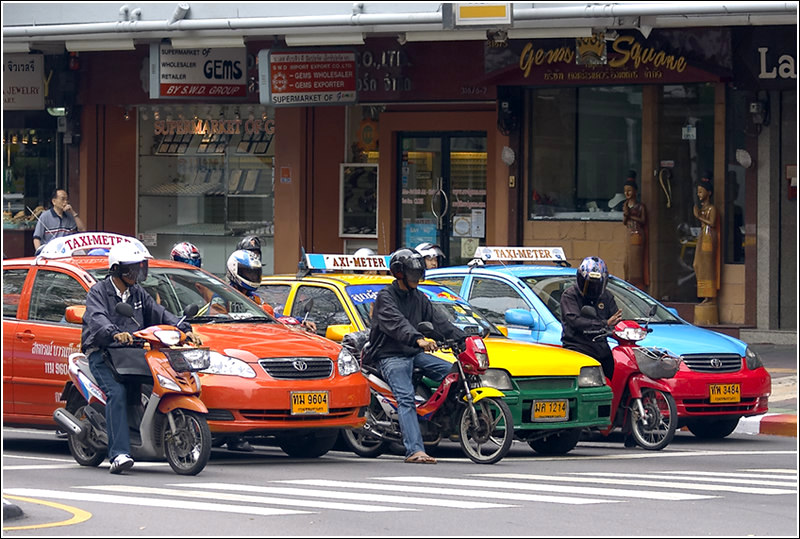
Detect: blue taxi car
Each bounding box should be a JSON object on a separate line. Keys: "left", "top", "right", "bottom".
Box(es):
{"left": 426, "top": 246, "right": 772, "bottom": 439}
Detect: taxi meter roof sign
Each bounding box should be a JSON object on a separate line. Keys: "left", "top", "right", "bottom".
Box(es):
{"left": 304, "top": 253, "right": 391, "bottom": 272}
{"left": 473, "top": 246, "right": 568, "bottom": 264}
{"left": 37, "top": 233, "right": 151, "bottom": 259}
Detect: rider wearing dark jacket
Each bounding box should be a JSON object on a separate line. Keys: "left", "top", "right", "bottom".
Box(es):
{"left": 560, "top": 256, "right": 622, "bottom": 381}
{"left": 368, "top": 248, "right": 465, "bottom": 464}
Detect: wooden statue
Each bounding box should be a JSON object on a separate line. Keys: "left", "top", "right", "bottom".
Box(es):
{"left": 693, "top": 172, "right": 720, "bottom": 324}
{"left": 621, "top": 171, "right": 649, "bottom": 291}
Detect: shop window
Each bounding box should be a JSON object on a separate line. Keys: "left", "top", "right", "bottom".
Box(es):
{"left": 3, "top": 125, "right": 58, "bottom": 232}
{"left": 136, "top": 104, "right": 275, "bottom": 277}
{"left": 527, "top": 86, "right": 642, "bottom": 220}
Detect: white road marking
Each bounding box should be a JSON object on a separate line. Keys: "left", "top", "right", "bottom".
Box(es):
{"left": 651, "top": 470, "right": 798, "bottom": 485}
{"left": 82, "top": 485, "right": 409, "bottom": 513}
{"left": 478, "top": 473, "right": 797, "bottom": 495}
{"left": 182, "top": 482, "right": 513, "bottom": 510}
{"left": 379, "top": 476, "right": 716, "bottom": 501}
{"left": 272, "top": 478, "right": 614, "bottom": 505}
{"left": 3, "top": 488, "right": 306, "bottom": 517}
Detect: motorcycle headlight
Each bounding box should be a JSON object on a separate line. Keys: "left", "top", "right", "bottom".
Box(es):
{"left": 613, "top": 326, "right": 648, "bottom": 342}
{"left": 578, "top": 366, "right": 606, "bottom": 387}
{"left": 338, "top": 347, "right": 360, "bottom": 376}
{"left": 479, "top": 369, "right": 514, "bottom": 391}
{"left": 745, "top": 346, "right": 763, "bottom": 370}
{"left": 166, "top": 348, "right": 211, "bottom": 372}
{"left": 201, "top": 351, "right": 256, "bottom": 378}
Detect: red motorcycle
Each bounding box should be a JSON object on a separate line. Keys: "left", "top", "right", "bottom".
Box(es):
{"left": 583, "top": 305, "right": 681, "bottom": 450}
{"left": 342, "top": 322, "right": 514, "bottom": 464}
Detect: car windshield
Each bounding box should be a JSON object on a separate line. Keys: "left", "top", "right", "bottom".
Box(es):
{"left": 345, "top": 283, "right": 504, "bottom": 337}
{"left": 88, "top": 266, "right": 274, "bottom": 323}
{"left": 521, "top": 274, "right": 682, "bottom": 324}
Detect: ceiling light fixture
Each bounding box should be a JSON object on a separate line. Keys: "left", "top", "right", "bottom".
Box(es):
{"left": 170, "top": 36, "right": 245, "bottom": 49}
{"left": 65, "top": 39, "right": 135, "bottom": 52}
{"left": 284, "top": 33, "right": 365, "bottom": 47}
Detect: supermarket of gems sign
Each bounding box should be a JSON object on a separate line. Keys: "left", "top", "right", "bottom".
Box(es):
{"left": 153, "top": 117, "right": 275, "bottom": 136}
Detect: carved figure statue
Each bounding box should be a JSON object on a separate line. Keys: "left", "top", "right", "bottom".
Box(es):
{"left": 621, "top": 171, "right": 649, "bottom": 291}
{"left": 692, "top": 173, "right": 720, "bottom": 304}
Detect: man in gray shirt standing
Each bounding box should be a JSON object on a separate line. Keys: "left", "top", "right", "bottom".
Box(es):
{"left": 33, "top": 189, "right": 86, "bottom": 250}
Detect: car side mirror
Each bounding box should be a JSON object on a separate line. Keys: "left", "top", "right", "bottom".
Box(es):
{"left": 325, "top": 324, "right": 358, "bottom": 342}
{"left": 65, "top": 305, "right": 86, "bottom": 324}
{"left": 505, "top": 308, "right": 544, "bottom": 331}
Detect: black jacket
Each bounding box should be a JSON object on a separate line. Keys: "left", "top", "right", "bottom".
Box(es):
{"left": 369, "top": 280, "right": 465, "bottom": 361}
{"left": 560, "top": 283, "right": 619, "bottom": 362}
{"left": 81, "top": 276, "right": 191, "bottom": 354}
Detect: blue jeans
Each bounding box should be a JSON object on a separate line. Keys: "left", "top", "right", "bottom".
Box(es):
{"left": 88, "top": 351, "right": 130, "bottom": 461}
{"left": 379, "top": 351, "right": 452, "bottom": 457}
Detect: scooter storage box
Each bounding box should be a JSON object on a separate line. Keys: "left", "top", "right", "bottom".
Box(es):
{"left": 633, "top": 347, "right": 681, "bottom": 379}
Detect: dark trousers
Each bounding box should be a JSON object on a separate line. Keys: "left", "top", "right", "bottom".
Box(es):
{"left": 88, "top": 351, "right": 131, "bottom": 461}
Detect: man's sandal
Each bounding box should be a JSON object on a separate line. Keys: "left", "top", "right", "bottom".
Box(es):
{"left": 404, "top": 452, "right": 437, "bottom": 464}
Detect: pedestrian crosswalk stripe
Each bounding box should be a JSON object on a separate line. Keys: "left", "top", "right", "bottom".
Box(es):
{"left": 181, "top": 482, "right": 513, "bottom": 510}
{"left": 741, "top": 468, "right": 797, "bottom": 475}
{"left": 478, "top": 473, "right": 797, "bottom": 496}
{"left": 642, "top": 471, "right": 798, "bottom": 486}
{"left": 3, "top": 488, "right": 306, "bottom": 517}
{"left": 82, "top": 485, "right": 409, "bottom": 512}
{"left": 380, "top": 476, "right": 716, "bottom": 501}
{"left": 274, "top": 478, "right": 615, "bottom": 505}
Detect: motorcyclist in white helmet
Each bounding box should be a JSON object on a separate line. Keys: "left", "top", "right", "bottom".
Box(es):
{"left": 82, "top": 241, "right": 202, "bottom": 473}
{"left": 415, "top": 242, "right": 445, "bottom": 269}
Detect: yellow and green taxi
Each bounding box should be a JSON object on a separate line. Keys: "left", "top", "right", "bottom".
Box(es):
{"left": 259, "top": 252, "right": 613, "bottom": 455}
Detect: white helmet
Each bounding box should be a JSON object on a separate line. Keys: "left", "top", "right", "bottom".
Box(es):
{"left": 415, "top": 242, "right": 445, "bottom": 267}
{"left": 353, "top": 247, "right": 376, "bottom": 257}
{"left": 108, "top": 241, "right": 152, "bottom": 282}
{"left": 226, "top": 249, "right": 262, "bottom": 292}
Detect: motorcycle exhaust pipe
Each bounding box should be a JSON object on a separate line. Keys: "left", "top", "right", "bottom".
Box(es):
{"left": 53, "top": 408, "right": 85, "bottom": 440}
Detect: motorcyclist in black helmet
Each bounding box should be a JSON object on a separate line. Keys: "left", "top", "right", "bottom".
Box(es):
{"left": 367, "top": 248, "right": 465, "bottom": 464}
{"left": 237, "top": 235, "right": 262, "bottom": 261}
{"left": 560, "top": 256, "right": 623, "bottom": 381}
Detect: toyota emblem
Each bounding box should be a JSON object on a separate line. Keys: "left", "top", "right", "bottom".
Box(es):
{"left": 710, "top": 358, "right": 723, "bottom": 369}
{"left": 292, "top": 360, "right": 308, "bottom": 371}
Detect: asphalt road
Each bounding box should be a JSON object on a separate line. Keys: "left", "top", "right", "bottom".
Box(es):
{"left": 3, "top": 428, "right": 797, "bottom": 536}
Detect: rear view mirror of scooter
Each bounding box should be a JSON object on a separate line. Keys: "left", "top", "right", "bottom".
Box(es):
{"left": 417, "top": 321, "right": 441, "bottom": 340}
{"left": 580, "top": 305, "right": 598, "bottom": 318}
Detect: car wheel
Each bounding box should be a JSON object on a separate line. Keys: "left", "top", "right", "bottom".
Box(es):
{"left": 527, "top": 428, "right": 582, "bottom": 455}
{"left": 278, "top": 430, "right": 338, "bottom": 458}
{"left": 686, "top": 418, "right": 740, "bottom": 439}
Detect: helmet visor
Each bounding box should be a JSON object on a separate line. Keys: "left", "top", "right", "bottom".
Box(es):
{"left": 404, "top": 258, "right": 425, "bottom": 283}
{"left": 237, "top": 263, "right": 262, "bottom": 287}
{"left": 119, "top": 260, "right": 149, "bottom": 283}
{"left": 581, "top": 272, "right": 606, "bottom": 299}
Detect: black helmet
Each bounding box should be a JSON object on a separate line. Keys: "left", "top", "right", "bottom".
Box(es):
{"left": 237, "top": 235, "right": 262, "bottom": 260}
{"left": 576, "top": 256, "right": 609, "bottom": 300}
{"left": 389, "top": 248, "right": 426, "bottom": 284}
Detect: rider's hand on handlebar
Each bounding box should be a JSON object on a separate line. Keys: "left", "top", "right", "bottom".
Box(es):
{"left": 607, "top": 309, "right": 623, "bottom": 328}
{"left": 113, "top": 332, "right": 134, "bottom": 345}
{"left": 185, "top": 331, "right": 203, "bottom": 346}
{"left": 417, "top": 338, "right": 438, "bottom": 353}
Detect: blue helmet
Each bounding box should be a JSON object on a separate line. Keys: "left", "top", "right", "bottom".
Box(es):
{"left": 226, "top": 249, "right": 262, "bottom": 292}
{"left": 577, "top": 256, "right": 608, "bottom": 300}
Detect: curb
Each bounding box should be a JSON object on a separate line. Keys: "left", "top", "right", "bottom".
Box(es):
{"left": 734, "top": 413, "right": 798, "bottom": 437}
{"left": 3, "top": 498, "right": 24, "bottom": 521}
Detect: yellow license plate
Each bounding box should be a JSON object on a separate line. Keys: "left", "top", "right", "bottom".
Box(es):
{"left": 290, "top": 391, "right": 329, "bottom": 415}
{"left": 709, "top": 383, "right": 741, "bottom": 403}
{"left": 532, "top": 399, "right": 569, "bottom": 422}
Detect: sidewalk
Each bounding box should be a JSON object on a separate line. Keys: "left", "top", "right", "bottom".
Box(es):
{"left": 733, "top": 343, "right": 798, "bottom": 438}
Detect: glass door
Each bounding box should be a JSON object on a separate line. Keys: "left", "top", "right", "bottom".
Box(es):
{"left": 398, "top": 133, "right": 486, "bottom": 266}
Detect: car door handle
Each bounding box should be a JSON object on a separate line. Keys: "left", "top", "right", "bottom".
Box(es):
{"left": 16, "top": 330, "right": 35, "bottom": 342}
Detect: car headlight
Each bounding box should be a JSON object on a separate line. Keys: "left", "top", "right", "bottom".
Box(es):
{"left": 338, "top": 347, "right": 360, "bottom": 376}
{"left": 745, "top": 346, "right": 763, "bottom": 370}
{"left": 201, "top": 351, "right": 256, "bottom": 378}
{"left": 479, "top": 368, "right": 514, "bottom": 391}
{"left": 578, "top": 366, "right": 606, "bottom": 387}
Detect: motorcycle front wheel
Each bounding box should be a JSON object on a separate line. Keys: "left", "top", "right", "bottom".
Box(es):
{"left": 459, "top": 397, "right": 514, "bottom": 464}
{"left": 66, "top": 404, "right": 105, "bottom": 467}
{"left": 341, "top": 395, "right": 389, "bottom": 458}
{"left": 162, "top": 409, "right": 211, "bottom": 475}
{"left": 630, "top": 388, "right": 677, "bottom": 450}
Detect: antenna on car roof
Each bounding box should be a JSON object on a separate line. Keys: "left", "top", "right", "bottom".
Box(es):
{"left": 296, "top": 246, "right": 311, "bottom": 279}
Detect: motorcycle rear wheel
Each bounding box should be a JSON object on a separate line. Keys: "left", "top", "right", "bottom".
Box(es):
{"left": 459, "top": 397, "right": 513, "bottom": 464}
{"left": 630, "top": 388, "right": 677, "bottom": 450}
{"left": 162, "top": 410, "right": 211, "bottom": 475}
{"left": 66, "top": 405, "right": 105, "bottom": 467}
{"left": 341, "top": 396, "right": 389, "bottom": 458}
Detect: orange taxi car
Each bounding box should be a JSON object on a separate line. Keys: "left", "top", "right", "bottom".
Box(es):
{"left": 2, "top": 232, "right": 369, "bottom": 458}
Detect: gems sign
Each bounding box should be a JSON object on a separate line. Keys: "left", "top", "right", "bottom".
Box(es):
{"left": 258, "top": 50, "right": 357, "bottom": 106}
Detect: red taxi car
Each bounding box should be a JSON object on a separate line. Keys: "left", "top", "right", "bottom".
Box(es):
{"left": 2, "top": 232, "right": 369, "bottom": 457}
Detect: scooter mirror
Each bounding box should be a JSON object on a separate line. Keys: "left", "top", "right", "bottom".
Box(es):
{"left": 417, "top": 321, "right": 439, "bottom": 339}
{"left": 648, "top": 304, "right": 658, "bottom": 317}
{"left": 183, "top": 303, "right": 199, "bottom": 318}
{"left": 580, "top": 305, "right": 598, "bottom": 318}
{"left": 115, "top": 302, "right": 135, "bottom": 318}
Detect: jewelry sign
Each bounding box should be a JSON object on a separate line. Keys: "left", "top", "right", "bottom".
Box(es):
{"left": 258, "top": 49, "right": 357, "bottom": 106}
{"left": 150, "top": 44, "right": 247, "bottom": 99}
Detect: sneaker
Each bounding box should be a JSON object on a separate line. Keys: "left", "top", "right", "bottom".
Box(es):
{"left": 226, "top": 438, "right": 254, "bottom": 452}
{"left": 110, "top": 454, "right": 134, "bottom": 474}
